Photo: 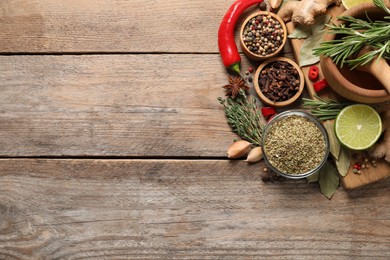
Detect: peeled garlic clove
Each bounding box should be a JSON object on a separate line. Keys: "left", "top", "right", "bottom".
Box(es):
{"left": 227, "top": 140, "right": 252, "bottom": 159}
{"left": 269, "top": 0, "right": 282, "bottom": 9}
{"left": 245, "top": 147, "right": 263, "bottom": 163}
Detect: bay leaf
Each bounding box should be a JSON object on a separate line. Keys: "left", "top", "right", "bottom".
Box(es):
{"left": 335, "top": 147, "right": 351, "bottom": 177}
{"left": 288, "top": 25, "right": 311, "bottom": 39}
{"left": 298, "top": 15, "right": 331, "bottom": 67}
{"left": 319, "top": 161, "right": 339, "bottom": 199}
{"left": 324, "top": 120, "right": 341, "bottom": 160}
{"left": 307, "top": 171, "right": 320, "bottom": 183}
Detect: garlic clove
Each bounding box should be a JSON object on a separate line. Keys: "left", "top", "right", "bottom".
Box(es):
{"left": 245, "top": 147, "right": 264, "bottom": 163}
{"left": 269, "top": 0, "right": 282, "bottom": 9}
{"left": 227, "top": 140, "right": 252, "bottom": 159}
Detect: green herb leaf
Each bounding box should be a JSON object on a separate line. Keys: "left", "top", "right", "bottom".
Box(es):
{"left": 288, "top": 25, "right": 311, "bottom": 39}
{"left": 218, "top": 89, "right": 264, "bottom": 146}
{"left": 307, "top": 171, "right": 320, "bottom": 183}
{"left": 335, "top": 147, "right": 351, "bottom": 177}
{"left": 324, "top": 120, "right": 341, "bottom": 160}
{"left": 319, "top": 161, "right": 340, "bottom": 199}
{"left": 313, "top": 0, "right": 390, "bottom": 69}
{"left": 298, "top": 15, "right": 331, "bottom": 67}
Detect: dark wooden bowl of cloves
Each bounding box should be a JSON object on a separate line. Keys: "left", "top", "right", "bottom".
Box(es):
{"left": 254, "top": 57, "right": 304, "bottom": 107}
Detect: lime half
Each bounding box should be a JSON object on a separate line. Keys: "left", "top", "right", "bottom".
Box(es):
{"left": 335, "top": 104, "right": 382, "bottom": 150}
{"left": 342, "top": 0, "right": 372, "bottom": 9}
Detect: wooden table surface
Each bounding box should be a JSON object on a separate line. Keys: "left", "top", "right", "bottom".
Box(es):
{"left": 0, "top": 0, "right": 389, "bottom": 259}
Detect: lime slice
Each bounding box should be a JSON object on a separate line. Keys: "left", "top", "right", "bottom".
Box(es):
{"left": 335, "top": 104, "right": 382, "bottom": 150}
{"left": 342, "top": 0, "right": 372, "bottom": 9}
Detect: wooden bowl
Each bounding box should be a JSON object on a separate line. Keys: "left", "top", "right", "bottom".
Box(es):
{"left": 320, "top": 2, "right": 390, "bottom": 103}
{"left": 254, "top": 57, "right": 304, "bottom": 107}
{"left": 240, "top": 11, "right": 287, "bottom": 61}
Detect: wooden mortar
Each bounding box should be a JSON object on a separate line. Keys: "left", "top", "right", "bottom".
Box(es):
{"left": 320, "top": 2, "right": 390, "bottom": 103}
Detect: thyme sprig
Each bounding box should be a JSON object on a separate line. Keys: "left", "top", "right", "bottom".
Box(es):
{"left": 302, "top": 95, "right": 353, "bottom": 121}
{"left": 313, "top": 0, "right": 390, "bottom": 69}
{"left": 218, "top": 90, "right": 264, "bottom": 146}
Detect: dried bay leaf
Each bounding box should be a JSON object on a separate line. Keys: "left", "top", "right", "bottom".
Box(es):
{"left": 297, "top": 15, "right": 331, "bottom": 67}
{"left": 335, "top": 147, "right": 351, "bottom": 177}
{"left": 288, "top": 25, "right": 311, "bottom": 39}
{"left": 319, "top": 161, "right": 339, "bottom": 199}
{"left": 307, "top": 171, "right": 320, "bottom": 183}
{"left": 324, "top": 120, "right": 341, "bottom": 160}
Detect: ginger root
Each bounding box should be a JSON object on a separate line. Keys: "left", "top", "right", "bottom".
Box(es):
{"left": 277, "top": 0, "right": 341, "bottom": 25}
{"left": 369, "top": 110, "right": 390, "bottom": 163}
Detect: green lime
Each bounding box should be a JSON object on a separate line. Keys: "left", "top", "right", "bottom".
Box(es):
{"left": 342, "top": 0, "right": 372, "bottom": 9}
{"left": 335, "top": 104, "right": 382, "bottom": 150}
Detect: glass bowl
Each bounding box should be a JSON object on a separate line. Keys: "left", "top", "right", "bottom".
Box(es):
{"left": 261, "top": 110, "right": 330, "bottom": 179}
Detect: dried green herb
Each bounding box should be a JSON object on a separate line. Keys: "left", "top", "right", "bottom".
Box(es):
{"left": 313, "top": 0, "right": 390, "bottom": 69}
{"left": 218, "top": 90, "right": 264, "bottom": 146}
{"left": 288, "top": 15, "right": 331, "bottom": 66}
{"left": 307, "top": 171, "right": 320, "bottom": 183}
{"left": 319, "top": 161, "right": 340, "bottom": 199}
{"left": 288, "top": 25, "right": 311, "bottom": 39}
{"left": 302, "top": 95, "right": 352, "bottom": 121}
{"left": 324, "top": 120, "right": 341, "bottom": 160}
{"left": 263, "top": 115, "right": 326, "bottom": 174}
{"left": 335, "top": 147, "right": 351, "bottom": 177}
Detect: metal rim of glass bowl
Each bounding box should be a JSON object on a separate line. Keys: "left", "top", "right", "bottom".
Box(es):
{"left": 261, "top": 110, "right": 330, "bottom": 179}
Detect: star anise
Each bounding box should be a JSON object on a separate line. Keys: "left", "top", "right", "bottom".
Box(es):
{"left": 223, "top": 76, "right": 250, "bottom": 99}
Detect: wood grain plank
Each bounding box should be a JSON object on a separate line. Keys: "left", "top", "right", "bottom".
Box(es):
{"left": 0, "top": 159, "right": 389, "bottom": 259}
{"left": 1, "top": 54, "right": 290, "bottom": 157}
{"left": 0, "top": 0, "right": 265, "bottom": 53}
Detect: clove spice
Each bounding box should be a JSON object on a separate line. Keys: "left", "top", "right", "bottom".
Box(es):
{"left": 258, "top": 60, "right": 300, "bottom": 102}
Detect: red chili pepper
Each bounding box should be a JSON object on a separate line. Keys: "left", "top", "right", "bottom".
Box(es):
{"left": 261, "top": 107, "right": 276, "bottom": 117}
{"left": 267, "top": 113, "right": 278, "bottom": 122}
{"left": 218, "top": 0, "right": 263, "bottom": 74}
{"left": 313, "top": 79, "right": 328, "bottom": 92}
{"left": 308, "top": 65, "right": 319, "bottom": 81}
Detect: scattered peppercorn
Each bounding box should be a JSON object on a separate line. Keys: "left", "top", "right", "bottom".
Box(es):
{"left": 248, "top": 67, "right": 254, "bottom": 73}
{"left": 258, "top": 2, "right": 267, "bottom": 11}
{"left": 261, "top": 168, "right": 284, "bottom": 182}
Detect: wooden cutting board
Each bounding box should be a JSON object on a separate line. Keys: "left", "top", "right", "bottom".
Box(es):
{"left": 286, "top": 5, "right": 390, "bottom": 189}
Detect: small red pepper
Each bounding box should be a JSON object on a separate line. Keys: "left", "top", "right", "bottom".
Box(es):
{"left": 218, "top": 0, "right": 263, "bottom": 74}
{"left": 267, "top": 113, "right": 278, "bottom": 122}
{"left": 313, "top": 79, "right": 328, "bottom": 92}
{"left": 261, "top": 107, "right": 276, "bottom": 117}
{"left": 308, "top": 65, "right": 319, "bottom": 81}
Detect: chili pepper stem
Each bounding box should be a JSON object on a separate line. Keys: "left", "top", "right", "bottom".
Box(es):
{"left": 230, "top": 63, "right": 241, "bottom": 74}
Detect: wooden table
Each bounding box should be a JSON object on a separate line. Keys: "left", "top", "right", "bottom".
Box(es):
{"left": 0, "top": 1, "right": 389, "bottom": 258}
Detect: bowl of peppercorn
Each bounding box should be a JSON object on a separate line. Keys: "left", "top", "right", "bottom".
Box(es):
{"left": 240, "top": 11, "right": 287, "bottom": 61}
{"left": 254, "top": 57, "right": 304, "bottom": 107}
{"left": 262, "top": 110, "right": 330, "bottom": 179}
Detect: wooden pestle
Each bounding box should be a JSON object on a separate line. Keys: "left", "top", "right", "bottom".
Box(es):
{"left": 356, "top": 47, "right": 390, "bottom": 93}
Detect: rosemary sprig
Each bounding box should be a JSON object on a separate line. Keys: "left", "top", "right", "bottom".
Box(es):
{"left": 302, "top": 95, "right": 353, "bottom": 121}
{"left": 313, "top": 0, "right": 390, "bottom": 69}
{"left": 374, "top": 0, "right": 390, "bottom": 14}
{"left": 218, "top": 90, "right": 264, "bottom": 146}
